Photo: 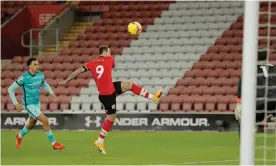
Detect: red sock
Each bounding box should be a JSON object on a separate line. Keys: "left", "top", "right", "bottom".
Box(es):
{"left": 99, "top": 119, "right": 114, "bottom": 140}
{"left": 131, "top": 83, "right": 152, "bottom": 99}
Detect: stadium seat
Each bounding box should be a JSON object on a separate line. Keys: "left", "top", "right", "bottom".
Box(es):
{"left": 1, "top": 1, "right": 58, "bottom": 23}
{"left": 6, "top": 1, "right": 273, "bottom": 113}
{"left": 182, "top": 95, "right": 194, "bottom": 112}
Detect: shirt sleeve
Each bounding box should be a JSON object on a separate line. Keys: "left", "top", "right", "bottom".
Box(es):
{"left": 41, "top": 73, "right": 54, "bottom": 94}
{"left": 15, "top": 75, "right": 25, "bottom": 86}
{"left": 111, "top": 56, "right": 115, "bottom": 68}
{"left": 41, "top": 81, "right": 54, "bottom": 95}
{"left": 8, "top": 82, "right": 20, "bottom": 105}
{"left": 83, "top": 65, "right": 88, "bottom": 72}
{"left": 83, "top": 61, "right": 92, "bottom": 71}
{"left": 41, "top": 73, "right": 46, "bottom": 84}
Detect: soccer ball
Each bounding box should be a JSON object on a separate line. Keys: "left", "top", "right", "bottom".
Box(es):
{"left": 128, "top": 22, "right": 142, "bottom": 35}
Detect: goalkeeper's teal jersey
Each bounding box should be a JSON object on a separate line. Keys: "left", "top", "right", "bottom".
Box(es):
{"left": 16, "top": 71, "right": 45, "bottom": 106}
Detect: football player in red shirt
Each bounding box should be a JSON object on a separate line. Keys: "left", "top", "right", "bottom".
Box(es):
{"left": 60, "top": 45, "right": 162, "bottom": 155}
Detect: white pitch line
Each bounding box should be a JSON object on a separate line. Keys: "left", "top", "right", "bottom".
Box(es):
{"left": 2, "top": 160, "right": 240, "bottom": 166}
{"left": 176, "top": 159, "right": 239, "bottom": 165}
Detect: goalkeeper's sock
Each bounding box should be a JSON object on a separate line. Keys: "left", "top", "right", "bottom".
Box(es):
{"left": 19, "top": 127, "right": 30, "bottom": 138}
{"left": 45, "top": 130, "right": 56, "bottom": 145}
{"left": 97, "top": 118, "right": 114, "bottom": 144}
{"left": 131, "top": 83, "right": 153, "bottom": 99}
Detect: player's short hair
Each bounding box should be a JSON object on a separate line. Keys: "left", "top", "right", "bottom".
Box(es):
{"left": 99, "top": 45, "right": 109, "bottom": 55}
{"left": 26, "top": 57, "right": 37, "bottom": 66}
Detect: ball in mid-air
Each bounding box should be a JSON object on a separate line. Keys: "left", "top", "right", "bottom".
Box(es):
{"left": 128, "top": 22, "right": 142, "bottom": 35}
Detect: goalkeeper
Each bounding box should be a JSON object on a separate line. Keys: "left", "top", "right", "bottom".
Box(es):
{"left": 235, "top": 64, "right": 276, "bottom": 138}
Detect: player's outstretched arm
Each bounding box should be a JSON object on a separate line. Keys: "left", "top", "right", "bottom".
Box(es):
{"left": 59, "top": 66, "right": 87, "bottom": 85}
{"left": 41, "top": 81, "right": 54, "bottom": 95}
{"left": 41, "top": 81, "right": 58, "bottom": 101}
{"left": 8, "top": 82, "right": 23, "bottom": 112}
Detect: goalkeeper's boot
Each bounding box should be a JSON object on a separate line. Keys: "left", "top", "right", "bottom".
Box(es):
{"left": 94, "top": 140, "right": 106, "bottom": 155}
{"left": 152, "top": 89, "right": 163, "bottom": 103}
{"left": 52, "top": 142, "right": 65, "bottom": 150}
{"left": 16, "top": 133, "right": 22, "bottom": 149}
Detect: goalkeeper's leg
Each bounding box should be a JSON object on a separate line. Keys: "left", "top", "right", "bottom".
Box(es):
{"left": 235, "top": 103, "right": 242, "bottom": 140}
{"left": 238, "top": 120, "right": 240, "bottom": 140}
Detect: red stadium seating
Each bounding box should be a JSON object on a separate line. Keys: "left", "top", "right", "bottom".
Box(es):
{"left": 3, "top": 1, "right": 276, "bottom": 113}
{"left": 1, "top": 1, "right": 57, "bottom": 23}
{"left": 2, "top": 1, "right": 170, "bottom": 112}
{"left": 159, "top": 1, "right": 275, "bottom": 112}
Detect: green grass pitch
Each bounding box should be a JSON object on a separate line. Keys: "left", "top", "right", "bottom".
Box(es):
{"left": 1, "top": 131, "right": 275, "bottom": 165}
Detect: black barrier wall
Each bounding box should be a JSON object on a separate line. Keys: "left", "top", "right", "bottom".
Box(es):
{"left": 1, "top": 112, "right": 238, "bottom": 131}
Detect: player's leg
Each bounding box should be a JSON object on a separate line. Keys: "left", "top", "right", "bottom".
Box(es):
{"left": 15, "top": 116, "right": 37, "bottom": 149}
{"left": 27, "top": 104, "right": 64, "bottom": 150}
{"left": 94, "top": 113, "right": 115, "bottom": 155}
{"left": 234, "top": 103, "right": 241, "bottom": 139}
{"left": 114, "top": 81, "right": 162, "bottom": 103}
{"left": 19, "top": 117, "right": 37, "bottom": 137}
{"left": 96, "top": 113, "right": 115, "bottom": 144}
{"left": 94, "top": 93, "right": 117, "bottom": 155}
{"left": 237, "top": 120, "right": 240, "bottom": 140}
